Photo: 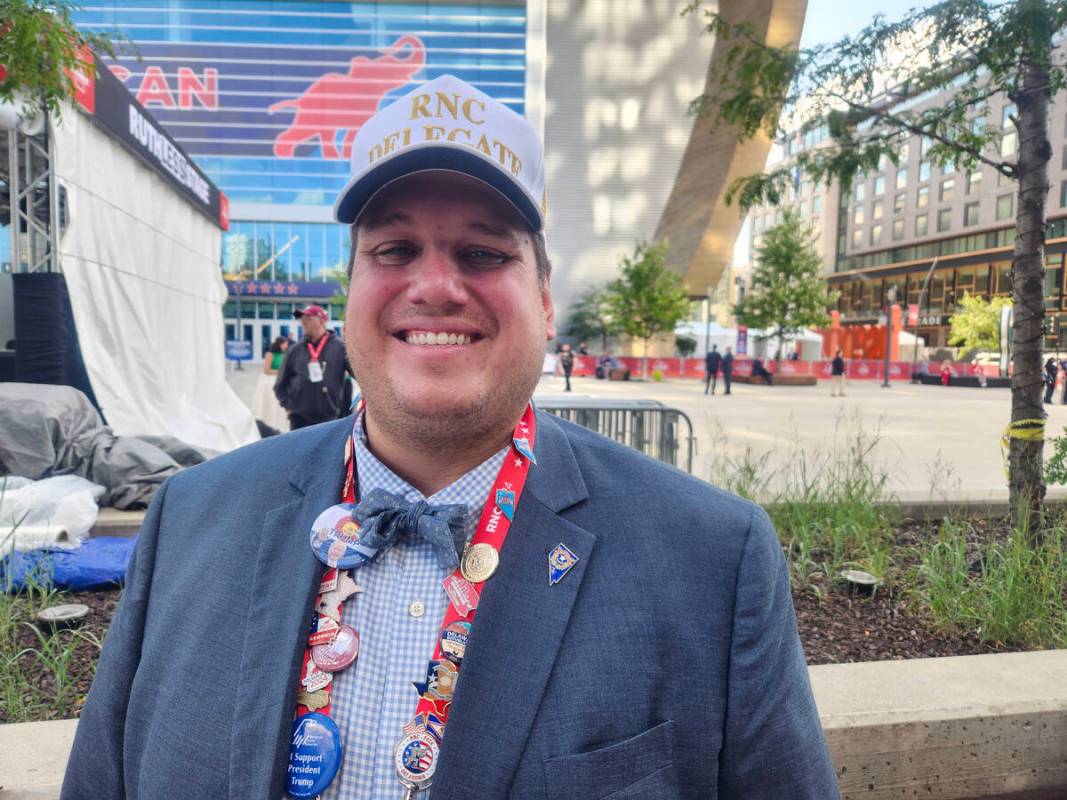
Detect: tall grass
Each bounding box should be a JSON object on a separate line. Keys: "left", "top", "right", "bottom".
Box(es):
{"left": 913, "top": 517, "right": 1067, "bottom": 648}
{"left": 710, "top": 414, "right": 897, "bottom": 595}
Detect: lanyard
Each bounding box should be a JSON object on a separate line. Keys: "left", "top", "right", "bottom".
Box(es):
{"left": 290, "top": 403, "right": 538, "bottom": 798}
{"left": 306, "top": 332, "right": 330, "bottom": 363}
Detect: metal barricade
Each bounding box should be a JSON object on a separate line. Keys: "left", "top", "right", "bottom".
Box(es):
{"left": 536, "top": 398, "right": 695, "bottom": 473}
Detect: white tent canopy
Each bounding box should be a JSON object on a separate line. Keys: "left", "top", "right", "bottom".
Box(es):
{"left": 54, "top": 108, "right": 258, "bottom": 452}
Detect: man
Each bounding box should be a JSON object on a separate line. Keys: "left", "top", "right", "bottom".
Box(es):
{"left": 704, "top": 344, "right": 721, "bottom": 395}
{"left": 559, "top": 343, "right": 575, "bottom": 391}
{"left": 274, "top": 304, "right": 350, "bottom": 429}
{"left": 831, "top": 348, "right": 846, "bottom": 397}
{"left": 63, "top": 75, "right": 837, "bottom": 799}
{"left": 722, "top": 345, "right": 735, "bottom": 395}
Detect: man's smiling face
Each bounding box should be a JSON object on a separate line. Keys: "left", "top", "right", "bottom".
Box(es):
{"left": 345, "top": 171, "right": 555, "bottom": 444}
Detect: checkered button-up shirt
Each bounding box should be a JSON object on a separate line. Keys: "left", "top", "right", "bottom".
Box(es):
{"left": 321, "top": 412, "right": 508, "bottom": 800}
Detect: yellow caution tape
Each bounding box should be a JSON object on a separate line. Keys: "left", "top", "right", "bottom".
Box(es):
{"left": 1001, "top": 418, "right": 1045, "bottom": 478}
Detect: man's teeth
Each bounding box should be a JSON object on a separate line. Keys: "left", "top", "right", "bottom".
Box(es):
{"left": 404, "top": 331, "right": 472, "bottom": 346}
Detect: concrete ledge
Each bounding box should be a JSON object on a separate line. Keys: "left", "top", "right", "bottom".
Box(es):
{"left": 811, "top": 650, "right": 1067, "bottom": 798}
{"left": 89, "top": 507, "right": 144, "bottom": 538}
{"left": 1, "top": 651, "right": 1065, "bottom": 798}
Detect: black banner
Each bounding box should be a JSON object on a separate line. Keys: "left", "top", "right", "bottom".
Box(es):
{"left": 84, "top": 54, "right": 228, "bottom": 230}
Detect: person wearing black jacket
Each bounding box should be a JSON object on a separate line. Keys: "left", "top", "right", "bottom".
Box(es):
{"left": 704, "top": 345, "right": 722, "bottom": 395}
{"left": 1045, "top": 357, "right": 1059, "bottom": 404}
{"left": 722, "top": 347, "right": 734, "bottom": 394}
{"left": 274, "top": 304, "right": 351, "bottom": 430}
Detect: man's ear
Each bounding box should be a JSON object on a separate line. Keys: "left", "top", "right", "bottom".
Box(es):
{"left": 542, "top": 277, "right": 557, "bottom": 340}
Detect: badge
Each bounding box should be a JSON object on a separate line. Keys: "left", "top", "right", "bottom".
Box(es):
{"left": 513, "top": 436, "right": 537, "bottom": 464}
{"left": 394, "top": 729, "right": 440, "bottom": 789}
{"left": 442, "top": 574, "right": 480, "bottom": 617}
{"left": 548, "top": 543, "right": 579, "bottom": 586}
{"left": 312, "top": 624, "right": 360, "bottom": 673}
{"left": 426, "top": 659, "right": 458, "bottom": 702}
{"left": 297, "top": 688, "right": 330, "bottom": 712}
{"left": 310, "top": 503, "right": 378, "bottom": 569}
{"left": 308, "top": 614, "right": 340, "bottom": 647}
{"left": 307, "top": 361, "right": 324, "bottom": 383}
{"left": 287, "top": 712, "right": 341, "bottom": 798}
{"left": 302, "top": 658, "right": 332, "bottom": 693}
{"left": 316, "top": 571, "right": 362, "bottom": 622}
{"left": 461, "top": 542, "right": 499, "bottom": 583}
{"left": 440, "top": 620, "right": 472, "bottom": 665}
{"left": 318, "top": 568, "right": 339, "bottom": 594}
{"left": 495, "top": 488, "right": 516, "bottom": 521}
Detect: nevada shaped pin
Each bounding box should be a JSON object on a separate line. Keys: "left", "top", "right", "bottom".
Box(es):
{"left": 513, "top": 436, "right": 537, "bottom": 464}
{"left": 495, "top": 488, "right": 516, "bottom": 521}
{"left": 548, "top": 543, "right": 579, "bottom": 586}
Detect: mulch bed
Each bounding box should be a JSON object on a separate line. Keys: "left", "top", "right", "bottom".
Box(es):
{"left": 1, "top": 516, "right": 1043, "bottom": 721}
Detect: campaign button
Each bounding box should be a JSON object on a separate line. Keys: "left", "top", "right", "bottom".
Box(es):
{"left": 287, "top": 712, "right": 341, "bottom": 798}
{"left": 309, "top": 503, "right": 378, "bottom": 569}
{"left": 312, "top": 624, "right": 360, "bottom": 672}
{"left": 395, "top": 729, "right": 439, "bottom": 789}
{"left": 440, "top": 620, "right": 472, "bottom": 665}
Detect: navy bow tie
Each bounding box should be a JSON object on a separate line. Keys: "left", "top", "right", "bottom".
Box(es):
{"left": 352, "top": 487, "right": 468, "bottom": 570}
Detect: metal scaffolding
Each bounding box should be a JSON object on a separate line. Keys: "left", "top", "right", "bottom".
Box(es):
{"left": 1, "top": 120, "right": 59, "bottom": 274}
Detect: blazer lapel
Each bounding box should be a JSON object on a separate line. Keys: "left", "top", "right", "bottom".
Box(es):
{"left": 228, "top": 419, "right": 351, "bottom": 797}
{"left": 433, "top": 412, "right": 595, "bottom": 798}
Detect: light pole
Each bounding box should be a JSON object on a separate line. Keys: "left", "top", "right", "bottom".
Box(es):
{"left": 882, "top": 284, "right": 897, "bottom": 387}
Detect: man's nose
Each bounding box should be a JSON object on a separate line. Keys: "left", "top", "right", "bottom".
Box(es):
{"left": 405, "top": 248, "right": 469, "bottom": 307}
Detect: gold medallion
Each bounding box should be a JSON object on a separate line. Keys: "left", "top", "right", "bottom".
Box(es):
{"left": 461, "top": 543, "right": 499, "bottom": 583}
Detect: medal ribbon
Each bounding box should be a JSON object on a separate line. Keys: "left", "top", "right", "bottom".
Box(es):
{"left": 305, "top": 331, "right": 330, "bottom": 363}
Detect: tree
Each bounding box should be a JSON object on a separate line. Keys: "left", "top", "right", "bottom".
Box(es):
{"left": 565, "top": 286, "right": 619, "bottom": 351}
{"left": 948, "top": 293, "right": 1013, "bottom": 351}
{"left": 734, "top": 210, "right": 838, "bottom": 362}
{"left": 676, "top": 334, "right": 698, "bottom": 357}
{"left": 606, "top": 241, "right": 693, "bottom": 380}
{"left": 0, "top": 0, "right": 118, "bottom": 118}
{"left": 686, "top": 0, "right": 1067, "bottom": 530}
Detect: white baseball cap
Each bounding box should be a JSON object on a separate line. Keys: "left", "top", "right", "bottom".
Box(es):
{"left": 333, "top": 74, "right": 546, "bottom": 231}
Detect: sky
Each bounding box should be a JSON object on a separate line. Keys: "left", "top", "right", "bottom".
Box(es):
{"left": 799, "top": 0, "right": 942, "bottom": 48}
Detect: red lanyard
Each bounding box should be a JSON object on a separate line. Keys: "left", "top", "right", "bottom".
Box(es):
{"left": 306, "top": 332, "right": 330, "bottom": 363}
{"left": 295, "top": 402, "right": 537, "bottom": 727}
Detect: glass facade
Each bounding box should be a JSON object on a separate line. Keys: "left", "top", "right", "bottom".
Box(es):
{"left": 74, "top": 0, "right": 529, "bottom": 356}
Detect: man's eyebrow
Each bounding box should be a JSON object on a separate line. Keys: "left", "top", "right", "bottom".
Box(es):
{"left": 467, "top": 221, "right": 521, "bottom": 244}
{"left": 359, "top": 211, "right": 412, "bottom": 233}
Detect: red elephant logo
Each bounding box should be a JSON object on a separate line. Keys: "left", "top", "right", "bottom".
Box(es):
{"left": 269, "top": 35, "right": 425, "bottom": 160}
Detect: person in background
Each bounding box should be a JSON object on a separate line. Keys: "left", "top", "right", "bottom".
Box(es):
{"left": 704, "top": 345, "right": 721, "bottom": 395}
{"left": 252, "top": 336, "right": 290, "bottom": 432}
{"left": 973, "top": 357, "right": 987, "bottom": 388}
{"left": 1045, "top": 357, "right": 1058, "bottom": 404}
{"left": 722, "top": 346, "right": 734, "bottom": 394}
{"left": 577, "top": 341, "right": 589, "bottom": 355}
{"left": 559, "top": 343, "right": 575, "bottom": 392}
{"left": 752, "top": 357, "right": 773, "bottom": 385}
{"left": 831, "top": 348, "right": 846, "bottom": 397}
{"left": 940, "top": 361, "right": 952, "bottom": 386}
{"left": 274, "top": 304, "right": 350, "bottom": 430}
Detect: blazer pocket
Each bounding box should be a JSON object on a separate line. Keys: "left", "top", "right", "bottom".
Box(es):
{"left": 542, "top": 719, "right": 678, "bottom": 800}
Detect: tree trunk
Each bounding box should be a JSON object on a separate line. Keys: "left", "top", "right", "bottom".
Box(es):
{"left": 1008, "top": 25, "right": 1052, "bottom": 536}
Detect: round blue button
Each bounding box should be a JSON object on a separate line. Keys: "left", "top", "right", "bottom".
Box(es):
{"left": 287, "top": 712, "right": 342, "bottom": 798}
{"left": 309, "top": 503, "right": 377, "bottom": 569}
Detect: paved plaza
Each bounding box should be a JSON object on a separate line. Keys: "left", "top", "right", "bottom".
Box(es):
{"left": 226, "top": 366, "right": 1067, "bottom": 503}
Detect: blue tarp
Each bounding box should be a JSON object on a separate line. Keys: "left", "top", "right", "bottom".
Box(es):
{"left": 1, "top": 536, "right": 137, "bottom": 592}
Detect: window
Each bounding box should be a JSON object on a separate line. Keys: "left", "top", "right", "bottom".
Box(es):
{"left": 1061, "top": 180, "right": 1067, "bottom": 208}
{"left": 852, "top": 228, "right": 863, "bottom": 248}
{"left": 1002, "top": 103, "right": 1016, "bottom": 127}
{"left": 1062, "top": 145, "right": 1067, "bottom": 170}
{"left": 873, "top": 203, "right": 884, "bottom": 220}
{"left": 996, "top": 193, "right": 1014, "bottom": 220}
{"left": 964, "top": 202, "right": 980, "bottom": 227}
{"left": 938, "top": 208, "right": 952, "bottom": 232}
{"left": 893, "top": 192, "right": 906, "bottom": 214}
{"left": 812, "top": 195, "right": 822, "bottom": 215}
{"left": 920, "top": 135, "right": 933, "bottom": 157}
{"left": 919, "top": 161, "right": 931, "bottom": 181}
{"left": 854, "top": 206, "right": 865, "bottom": 225}
{"left": 966, "top": 171, "right": 983, "bottom": 194}
{"left": 972, "top": 117, "right": 986, "bottom": 135}
{"left": 892, "top": 218, "right": 904, "bottom": 240}
{"left": 854, "top": 182, "right": 866, "bottom": 201}
{"left": 917, "top": 186, "right": 930, "bottom": 208}
{"left": 899, "top": 142, "right": 910, "bottom": 163}
{"left": 1001, "top": 130, "right": 1018, "bottom": 156}
{"left": 940, "top": 178, "right": 956, "bottom": 202}
{"left": 895, "top": 169, "right": 908, "bottom": 190}
{"left": 871, "top": 224, "right": 882, "bottom": 245}
{"left": 874, "top": 176, "right": 886, "bottom": 196}
{"left": 942, "top": 158, "right": 956, "bottom": 175}
{"left": 916, "top": 214, "right": 928, "bottom": 236}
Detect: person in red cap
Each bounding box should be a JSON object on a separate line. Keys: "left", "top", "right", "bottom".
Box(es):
{"left": 274, "top": 304, "right": 351, "bottom": 430}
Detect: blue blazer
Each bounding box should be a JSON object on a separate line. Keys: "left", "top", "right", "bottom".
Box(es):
{"left": 62, "top": 412, "right": 839, "bottom": 799}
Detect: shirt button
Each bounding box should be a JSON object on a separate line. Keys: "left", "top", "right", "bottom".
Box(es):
{"left": 409, "top": 600, "right": 425, "bottom": 618}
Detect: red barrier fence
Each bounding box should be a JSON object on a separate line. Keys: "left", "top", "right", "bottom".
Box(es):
{"left": 559, "top": 356, "right": 1000, "bottom": 381}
